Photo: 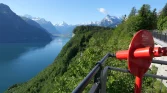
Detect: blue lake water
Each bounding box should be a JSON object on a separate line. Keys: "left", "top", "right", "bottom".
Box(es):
{"left": 0, "top": 37, "right": 70, "bottom": 93}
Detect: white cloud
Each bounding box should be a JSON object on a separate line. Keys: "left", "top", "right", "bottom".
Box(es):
{"left": 97, "top": 8, "right": 108, "bottom": 14}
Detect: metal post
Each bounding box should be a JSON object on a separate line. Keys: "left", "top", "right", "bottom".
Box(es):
{"left": 159, "top": 77, "right": 163, "bottom": 93}
{"left": 151, "top": 82, "right": 153, "bottom": 93}
{"left": 160, "top": 32, "right": 161, "bottom": 40}
{"left": 165, "top": 33, "right": 166, "bottom": 42}
{"left": 135, "top": 76, "right": 142, "bottom": 93}
{"left": 100, "top": 66, "right": 109, "bottom": 93}
{"left": 93, "top": 66, "right": 101, "bottom": 93}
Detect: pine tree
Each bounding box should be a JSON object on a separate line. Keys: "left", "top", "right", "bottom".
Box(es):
{"left": 157, "top": 3, "right": 167, "bottom": 31}
{"left": 138, "top": 4, "right": 151, "bottom": 17}
{"left": 151, "top": 8, "right": 157, "bottom": 29}
{"left": 128, "top": 7, "right": 137, "bottom": 18}
{"left": 137, "top": 4, "right": 157, "bottom": 30}
{"left": 161, "top": 3, "right": 167, "bottom": 17}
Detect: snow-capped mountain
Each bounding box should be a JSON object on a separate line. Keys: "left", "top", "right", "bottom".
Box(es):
{"left": 23, "top": 14, "right": 122, "bottom": 36}
{"left": 78, "top": 21, "right": 100, "bottom": 26}
{"left": 100, "top": 15, "right": 122, "bottom": 27}
{"left": 54, "top": 15, "right": 122, "bottom": 35}
{"left": 21, "top": 16, "right": 44, "bottom": 29}
{"left": 23, "top": 15, "right": 59, "bottom": 34}
{"left": 55, "top": 21, "right": 69, "bottom": 26}
{"left": 54, "top": 21, "right": 76, "bottom": 35}
{"left": 24, "top": 14, "right": 33, "bottom": 19}
{"left": 77, "top": 15, "right": 122, "bottom": 27}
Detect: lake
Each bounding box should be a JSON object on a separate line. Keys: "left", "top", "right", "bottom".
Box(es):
{"left": 0, "top": 37, "right": 70, "bottom": 93}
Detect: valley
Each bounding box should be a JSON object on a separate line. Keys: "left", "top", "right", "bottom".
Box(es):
{"left": 0, "top": 1, "right": 167, "bottom": 93}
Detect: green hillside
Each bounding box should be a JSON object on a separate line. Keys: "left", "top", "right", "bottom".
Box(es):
{"left": 5, "top": 4, "right": 167, "bottom": 93}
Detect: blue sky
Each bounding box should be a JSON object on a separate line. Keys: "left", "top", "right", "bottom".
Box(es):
{"left": 0, "top": 0, "right": 166, "bottom": 25}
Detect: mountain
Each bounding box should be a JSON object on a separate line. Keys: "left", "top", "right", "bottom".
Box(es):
{"left": 54, "top": 21, "right": 76, "bottom": 36}
{"left": 0, "top": 3, "right": 52, "bottom": 43}
{"left": 23, "top": 14, "right": 121, "bottom": 36}
{"left": 100, "top": 15, "right": 122, "bottom": 27}
{"left": 21, "top": 16, "right": 44, "bottom": 29}
{"left": 24, "top": 15, "right": 59, "bottom": 34}
{"left": 21, "top": 17, "right": 52, "bottom": 35}
{"left": 78, "top": 21, "right": 100, "bottom": 26}
{"left": 54, "top": 15, "right": 121, "bottom": 36}
{"left": 54, "top": 21, "right": 68, "bottom": 26}
{"left": 77, "top": 15, "right": 122, "bottom": 27}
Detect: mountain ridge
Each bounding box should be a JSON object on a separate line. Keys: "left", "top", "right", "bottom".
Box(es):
{"left": 0, "top": 3, "right": 52, "bottom": 43}
{"left": 24, "top": 14, "right": 59, "bottom": 34}
{"left": 24, "top": 14, "right": 122, "bottom": 36}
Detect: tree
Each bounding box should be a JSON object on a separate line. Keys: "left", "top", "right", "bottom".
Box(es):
{"left": 157, "top": 16, "right": 167, "bottom": 31}
{"left": 125, "top": 15, "right": 143, "bottom": 33}
{"left": 150, "top": 8, "right": 157, "bottom": 29}
{"left": 128, "top": 7, "right": 137, "bottom": 18}
{"left": 138, "top": 4, "right": 151, "bottom": 17}
{"left": 161, "top": 3, "right": 167, "bottom": 17}
{"left": 157, "top": 3, "right": 167, "bottom": 31}
{"left": 122, "top": 14, "right": 127, "bottom": 23}
{"left": 138, "top": 4, "right": 157, "bottom": 30}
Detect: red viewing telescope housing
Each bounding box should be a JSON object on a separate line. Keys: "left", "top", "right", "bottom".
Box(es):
{"left": 115, "top": 30, "right": 167, "bottom": 93}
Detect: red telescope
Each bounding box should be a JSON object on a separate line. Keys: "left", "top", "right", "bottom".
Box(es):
{"left": 116, "top": 30, "right": 154, "bottom": 93}
{"left": 115, "top": 30, "right": 167, "bottom": 93}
